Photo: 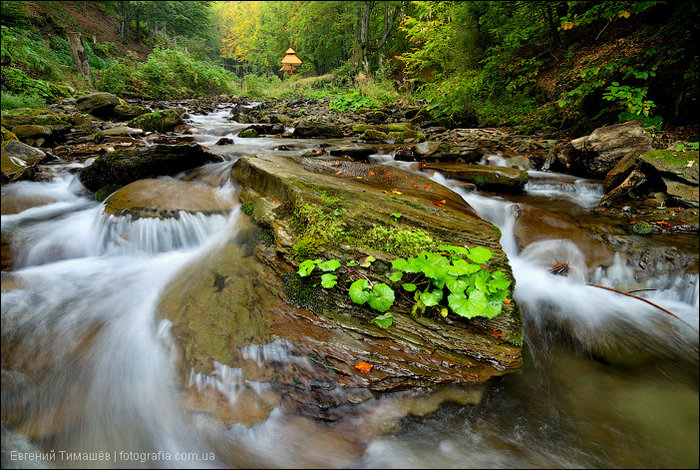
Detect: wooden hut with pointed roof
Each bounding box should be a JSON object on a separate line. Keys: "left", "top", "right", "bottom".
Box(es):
{"left": 280, "top": 47, "right": 302, "bottom": 76}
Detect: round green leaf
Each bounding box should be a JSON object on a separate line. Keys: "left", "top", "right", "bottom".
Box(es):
{"left": 420, "top": 288, "right": 443, "bottom": 307}
{"left": 389, "top": 271, "right": 404, "bottom": 282}
{"left": 297, "top": 259, "right": 318, "bottom": 277}
{"left": 391, "top": 258, "right": 408, "bottom": 271}
{"left": 349, "top": 279, "right": 370, "bottom": 305}
{"left": 321, "top": 273, "right": 338, "bottom": 288}
{"left": 402, "top": 283, "right": 417, "bottom": 292}
{"left": 466, "top": 246, "right": 493, "bottom": 264}
{"left": 318, "top": 259, "right": 341, "bottom": 272}
{"left": 370, "top": 312, "right": 394, "bottom": 329}
{"left": 368, "top": 283, "right": 395, "bottom": 312}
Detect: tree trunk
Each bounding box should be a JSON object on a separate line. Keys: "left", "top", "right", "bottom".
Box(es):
{"left": 359, "top": 1, "right": 372, "bottom": 72}
{"left": 66, "top": 32, "right": 91, "bottom": 77}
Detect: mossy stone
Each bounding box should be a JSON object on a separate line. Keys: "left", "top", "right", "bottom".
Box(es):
{"left": 239, "top": 129, "right": 258, "bottom": 138}
{"left": 360, "top": 129, "right": 387, "bottom": 142}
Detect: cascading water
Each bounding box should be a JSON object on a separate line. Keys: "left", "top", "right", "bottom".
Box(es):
{"left": 2, "top": 109, "right": 697, "bottom": 469}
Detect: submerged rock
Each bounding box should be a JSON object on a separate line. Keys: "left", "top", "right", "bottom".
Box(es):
{"left": 422, "top": 163, "right": 528, "bottom": 192}
{"left": 103, "top": 179, "right": 235, "bottom": 218}
{"left": 78, "top": 143, "right": 222, "bottom": 192}
{"left": 159, "top": 152, "right": 523, "bottom": 426}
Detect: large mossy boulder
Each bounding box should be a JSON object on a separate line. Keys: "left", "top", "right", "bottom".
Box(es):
{"left": 158, "top": 152, "right": 523, "bottom": 425}
{"left": 422, "top": 163, "right": 528, "bottom": 192}
{"left": 388, "top": 129, "right": 426, "bottom": 143}
{"left": 292, "top": 120, "right": 344, "bottom": 139}
{"left": 600, "top": 150, "right": 699, "bottom": 208}
{"left": 128, "top": 109, "right": 184, "bottom": 133}
{"left": 78, "top": 143, "right": 222, "bottom": 192}
{"left": 103, "top": 179, "right": 235, "bottom": 218}
{"left": 559, "top": 120, "right": 653, "bottom": 178}
{"left": 111, "top": 104, "right": 152, "bottom": 121}
{"left": 76, "top": 92, "right": 125, "bottom": 118}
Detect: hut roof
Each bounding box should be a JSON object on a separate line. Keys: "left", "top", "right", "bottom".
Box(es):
{"left": 281, "top": 53, "right": 302, "bottom": 66}
{"left": 286, "top": 48, "right": 296, "bottom": 54}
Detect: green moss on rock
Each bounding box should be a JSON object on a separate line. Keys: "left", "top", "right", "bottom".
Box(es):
{"left": 360, "top": 129, "right": 387, "bottom": 141}
{"left": 239, "top": 129, "right": 258, "bottom": 138}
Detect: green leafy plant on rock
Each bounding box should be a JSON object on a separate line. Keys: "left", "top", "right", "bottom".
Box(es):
{"left": 296, "top": 245, "right": 511, "bottom": 330}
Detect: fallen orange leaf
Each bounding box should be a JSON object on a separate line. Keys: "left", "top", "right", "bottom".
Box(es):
{"left": 503, "top": 299, "right": 511, "bottom": 304}
{"left": 273, "top": 200, "right": 278, "bottom": 204}
{"left": 412, "top": 184, "right": 419, "bottom": 188}
{"left": 491, "top": 329, "right": 503, "bottom": 338}
{"left": 335, "top": 162, "right": 342, "bottom": 166}
{"left": 356, "top": 176, "right": 363, "bottom": 179}
{"left": 369, "top": 171, "right": 375, "bottom": 176}
{"left": 392, "top": 189, "right": 402, "bottom": 195}
{"left": 381, "top": 189, "right": 389, "bottom": 194}
{"left": 335, "top": 170, "right": 343, "bottom": 175}
{"left": 354, "top": 361, "right": 373, "bottom": 373}
{"left": 384, "top": 174, "right": 392, "bottom": 178}
{"left": 423, "top": 184, "right": 431, "bottom": 189}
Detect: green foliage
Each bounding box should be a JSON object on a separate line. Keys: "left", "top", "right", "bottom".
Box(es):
{"left": 296, "top": 244, "right": 510, "bottom": 329}
{"left": 603, "top": 82, "right": 655, "bottom": 116}
{"left": 329, "top": 91, "right": 380, "bottom": 112}
{"left": 0, "top": 92, "right": 45, "bottom": 110}
{"left": 95, "top": 47, "right": 235, "bottom": 99}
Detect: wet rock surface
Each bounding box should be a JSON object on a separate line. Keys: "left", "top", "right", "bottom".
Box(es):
{"left": 103, "top": 179, "right": 235, "bottom": 218}
{"left": 422, "top": 162, "right": 528, "bottom": 192}
{"left": 159, "top": 151, "right": 524, "bottom": 424}
{"left": 78, "top": 143, "right": 222, "bottom": 192}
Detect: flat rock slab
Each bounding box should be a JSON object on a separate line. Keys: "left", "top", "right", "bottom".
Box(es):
{"left": 103, "top": 179, "right": 235, "bottom": 217}
{"left": 422, "top": 162, "right": 528, "bottom": 192}
{"left": 159, "top": 152, "right": 523, "bottom": 425}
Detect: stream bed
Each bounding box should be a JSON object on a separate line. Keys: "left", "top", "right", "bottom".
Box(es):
{"left": 2, "top": 107, "right": 698, "bottom": 469}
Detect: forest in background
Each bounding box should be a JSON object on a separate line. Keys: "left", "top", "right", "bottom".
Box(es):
{"left": 1, "top": 1, "right": 698, "bottom": 135}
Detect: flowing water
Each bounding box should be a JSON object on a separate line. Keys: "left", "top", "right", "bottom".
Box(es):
{"left": 2, "top": 108, "right": 698, "bottom": 469}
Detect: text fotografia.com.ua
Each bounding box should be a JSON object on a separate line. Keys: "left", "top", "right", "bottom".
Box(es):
{"left": 9, "top": 450, "right": 217, "bottom": 463}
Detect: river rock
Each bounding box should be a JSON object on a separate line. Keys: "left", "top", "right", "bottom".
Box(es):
{"left": 103, "top": 179, "right": 235, "bottom": 218}
{"left": 111, "top": 104, "right": 151, "bottom": 120}
{"left": 601, "top": 150, "right": 699, "bottom": 208}
{"left": 388, "top": 129, "right": 426, "bottom": 143}
{"left": 76, "top": 92, "right": 124, "bottom": 118}
{"left": 1, "top": 140, "right": 46, "bottom": 183}
{"left": 128, "top": 109, "right": 184, "bottom": 133}
{"left": 292, "top": 120, "right": 344, "bottom": 139}
{"left": 1, "top": 108, "right": 73, "bottom": 128}
{"left": 329, "top": 146, "right": 376, "bottom": 161}
{"left": 559, "top": 120, "right": 654, "bottom": 178}
{"left": 415, "top": 142, "right": 481, "bottom": 163}
{"left": 422, "top": 163, "right": 527, "bottom": 192}
{"left": 158, "top": 152, "right": 523, "bottom": 425}
{"left": 513, "top": 205, "right": 614, "bottom": 271}
{"left": 78, "top": 143, "right": 222, "bottom": 192}
{"left": 96, "top": 126, "right": 144, "bottom": 138}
